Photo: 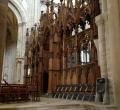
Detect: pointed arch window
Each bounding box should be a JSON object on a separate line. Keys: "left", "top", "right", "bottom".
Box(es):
{"left": 81, "top": 48, "right": 90, "bottom": 64}
{"left": 80, "top": 40, "right": 91, "bottom": 65}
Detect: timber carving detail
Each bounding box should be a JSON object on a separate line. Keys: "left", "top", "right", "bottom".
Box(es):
{"left": 24, "top": 0, "right": 101, "bottom": 93}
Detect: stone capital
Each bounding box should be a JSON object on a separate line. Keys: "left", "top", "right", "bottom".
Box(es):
{"left": 102, "top": 12, "right": 108, "bottom": 22}
{"left": 95, "top": 13, "right": 108, "bottom": 26}
{"left": 95, "top": 15, "right": 104, "bottom": 26}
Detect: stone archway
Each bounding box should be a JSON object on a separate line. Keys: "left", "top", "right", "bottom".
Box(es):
{"left": 8, "top": 0, "right": 27, "bottom": 23}
{"left": 2, "top": 7, "right": 18, "bottom": 83}
{"left": 6, "top": 0, "right": 27, "bottom": 84}
{"left": 1, "top": 0, "right": 27, "bottom": 84}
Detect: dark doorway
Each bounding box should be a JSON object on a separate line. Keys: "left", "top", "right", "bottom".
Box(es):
{"left": 43, "top": 71, "right": 48, "bottom": 93}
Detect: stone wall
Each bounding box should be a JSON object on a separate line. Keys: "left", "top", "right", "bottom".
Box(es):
{"left": 96, "top": 0, "right": 120, "bottom": 109}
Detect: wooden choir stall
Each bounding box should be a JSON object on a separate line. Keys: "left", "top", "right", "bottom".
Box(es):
{"left": 0, "top": 0, "right": 101, "bottom": 103}
{"left": 24, "top": 0, "right": 101, "bottom": 102}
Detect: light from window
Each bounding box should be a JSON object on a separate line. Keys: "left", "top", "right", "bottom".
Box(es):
{"left": 28, "top": 68, "right": 31, "bottom": 76}
{"left": 81, "top": 49, "right": 90, "bottom": 64}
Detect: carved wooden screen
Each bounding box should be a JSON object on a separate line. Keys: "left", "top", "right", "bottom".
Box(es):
{"left": 24, "top": 0, "right": 101, "bottom": 93}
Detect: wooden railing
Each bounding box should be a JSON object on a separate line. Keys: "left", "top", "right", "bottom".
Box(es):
{"left": 0, "top": 79, "right": 40, "bottom": 102}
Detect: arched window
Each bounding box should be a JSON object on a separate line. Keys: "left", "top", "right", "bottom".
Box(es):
{"left": 80, "top": 39, "right": 91, "bottom": 65}
{"left": 28, "top": 68, "right": 31, "bottom": 76}
{"left": 81, "top": 48, "right": 90, "bottom": 64}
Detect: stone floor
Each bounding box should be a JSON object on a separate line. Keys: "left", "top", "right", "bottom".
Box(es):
{"left": 0, "top": 97, "right": 118, "bottom": 110}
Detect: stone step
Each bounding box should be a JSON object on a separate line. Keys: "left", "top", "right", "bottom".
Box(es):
{"left": 52, "top": 107, "right": 87, "bottom": 110}
{"left": 0, "top": 97, "right": 117, "bottom": 110}
{"left": 18, "top": 107, "right": 86, "bottom": 110}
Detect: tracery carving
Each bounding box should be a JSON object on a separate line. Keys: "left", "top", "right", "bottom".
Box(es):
{"left": 24, "top": 0, "right": 101, "bottom": 93}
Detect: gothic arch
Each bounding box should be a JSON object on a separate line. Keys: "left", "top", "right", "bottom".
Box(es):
{"left": 6, "top": 0, "right": 27, "bottom": 84}
{"left": 8, "top": 0, "right": 27, "bottom": 24}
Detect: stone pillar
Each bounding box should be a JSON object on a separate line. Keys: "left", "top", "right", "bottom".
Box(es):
{"left": 15, "top": 23, "right": 26, "bottom": 84}
{"left": 95, "top": 0, "right": 110, "bottom": 104}
{"left": 106, "top": 0, "right": 120, "bottom": 108}
{"left": 100, "top": 0, "right": 107, "bottom": 13}
{"left": 96, "top": 15, "right": 107, "bottom": 76}
{"left": 95, "top": 15, "right": 107, "bottom": 77}
{"left": 0, "top": 0, "right": 8, "bottom": 83}
{"left": 16, "top": 58, "right": 24, "bottom": 84}
{"left": 99, "top": 0, "right": 116, "bottom": 105}
{"left": 97, "top": 0, "right": 108, "bottom": 76}
{"left": 95, "top": 16, "right": 104, "bottom": 104}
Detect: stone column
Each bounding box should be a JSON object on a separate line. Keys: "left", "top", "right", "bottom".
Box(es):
{"left": 100, "top": 0, "right": 107, "bottom": 13}
{"left": 106, "top": 0, "right": 120, "bottom": 108}
{"left": 0, "top": 0, "right": 8, "bottom": 83}
{"left": 15, "top": 22, "right": 26, "bottom": 84}
{"left": 95, "top": 0, "right": 111, "bottom": 104}
{"left": 96, "top": 15, "right": 107, "bottom": 77}
{"left": 95, "top": 14, "right": 109, "bottom": 104}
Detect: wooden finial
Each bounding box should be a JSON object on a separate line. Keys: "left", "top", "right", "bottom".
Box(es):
{"left": 46, "top": 0, "right": 50, "bottom": 7}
